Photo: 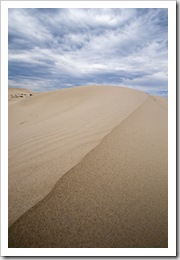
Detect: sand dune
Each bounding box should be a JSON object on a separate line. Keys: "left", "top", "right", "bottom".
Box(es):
{"left": 8, "top": 85, "right": 168, "bottom": 248}
{"left": 8, "top": 87, "right": 35, "bottom": 100}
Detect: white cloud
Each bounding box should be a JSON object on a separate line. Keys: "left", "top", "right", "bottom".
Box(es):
{"left": 8, "top": 8, "right": 168, "bottom": 95}
{"left": 8, "top": 9, "right": 51, "bottom": 42}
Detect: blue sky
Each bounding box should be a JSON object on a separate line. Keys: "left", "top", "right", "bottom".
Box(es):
{"left": 8, "top": 8, "right": 168, "bottom": 96}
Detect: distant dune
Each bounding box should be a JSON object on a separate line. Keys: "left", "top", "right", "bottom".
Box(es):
{"left": 8, "top": 85, "right": 168, "bottom": 248}
{"left": 8, "top": 87, "right": 35, "bottom": 100}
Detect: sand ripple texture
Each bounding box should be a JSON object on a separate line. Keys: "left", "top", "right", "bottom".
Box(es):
{"left": 8, "top": 85, "right": 167, "bottom": 248}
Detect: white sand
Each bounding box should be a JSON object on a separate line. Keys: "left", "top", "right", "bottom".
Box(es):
{"left": 8, "top": 85, "right": 147, "bottom": 226}
{"left": 8, "top": 85, "right": 167, "bottom": 248}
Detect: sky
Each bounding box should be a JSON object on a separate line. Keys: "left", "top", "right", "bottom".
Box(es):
{"left": 8, "top": 8, "right": 168, "bottom": 96}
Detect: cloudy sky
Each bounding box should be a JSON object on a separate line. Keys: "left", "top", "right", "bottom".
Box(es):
{"left": 8, "top": 8, "right": 168, "bottom": 96}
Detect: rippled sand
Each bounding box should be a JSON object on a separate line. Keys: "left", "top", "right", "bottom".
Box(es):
{"left": 8, "top": 85, "right": 168, "bottom": 248}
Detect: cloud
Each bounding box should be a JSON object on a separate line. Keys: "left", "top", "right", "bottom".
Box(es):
{"left": 8, "top": 8, "right": 168, "bottom": 95}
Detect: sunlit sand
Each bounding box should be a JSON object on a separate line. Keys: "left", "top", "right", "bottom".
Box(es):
{"left": 8, "top": 85, "right": 168, "bottom": 248}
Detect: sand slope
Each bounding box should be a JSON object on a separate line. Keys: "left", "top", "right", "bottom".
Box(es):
{"left": 8, "top": 86, "right": 168, "bottom": 248}
{"left": 8, "top": 85, "right": 147, "bottom": 226}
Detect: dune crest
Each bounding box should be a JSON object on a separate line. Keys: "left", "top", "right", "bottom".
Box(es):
{"left": 8, "top": 90, "right": 168, "bottom": 248}
{"left": 8, "top": 85, "right": 148, "bottom": 226}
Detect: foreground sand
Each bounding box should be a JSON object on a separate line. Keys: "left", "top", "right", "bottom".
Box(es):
{"left": 8, "top": 85, "right": 168, "bottom": 248}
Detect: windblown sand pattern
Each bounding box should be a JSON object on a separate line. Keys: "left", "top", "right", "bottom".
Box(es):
{"left": 8, "top": 85, "right": 168, "bottom": 248}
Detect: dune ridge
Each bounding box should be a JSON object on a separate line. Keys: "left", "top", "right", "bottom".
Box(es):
{"left": 8, "top": 86, "right": 168, "bottom": 248}
{"left": 8, "top": 85, "right": 148, "bottom": 226}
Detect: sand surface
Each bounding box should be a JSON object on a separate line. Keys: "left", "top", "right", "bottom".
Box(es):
{"left": 8, "top": 85, "right": 168, "bottom": 248}
{"left": 8, "top": 87, "right": 35, "bottom": 100}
